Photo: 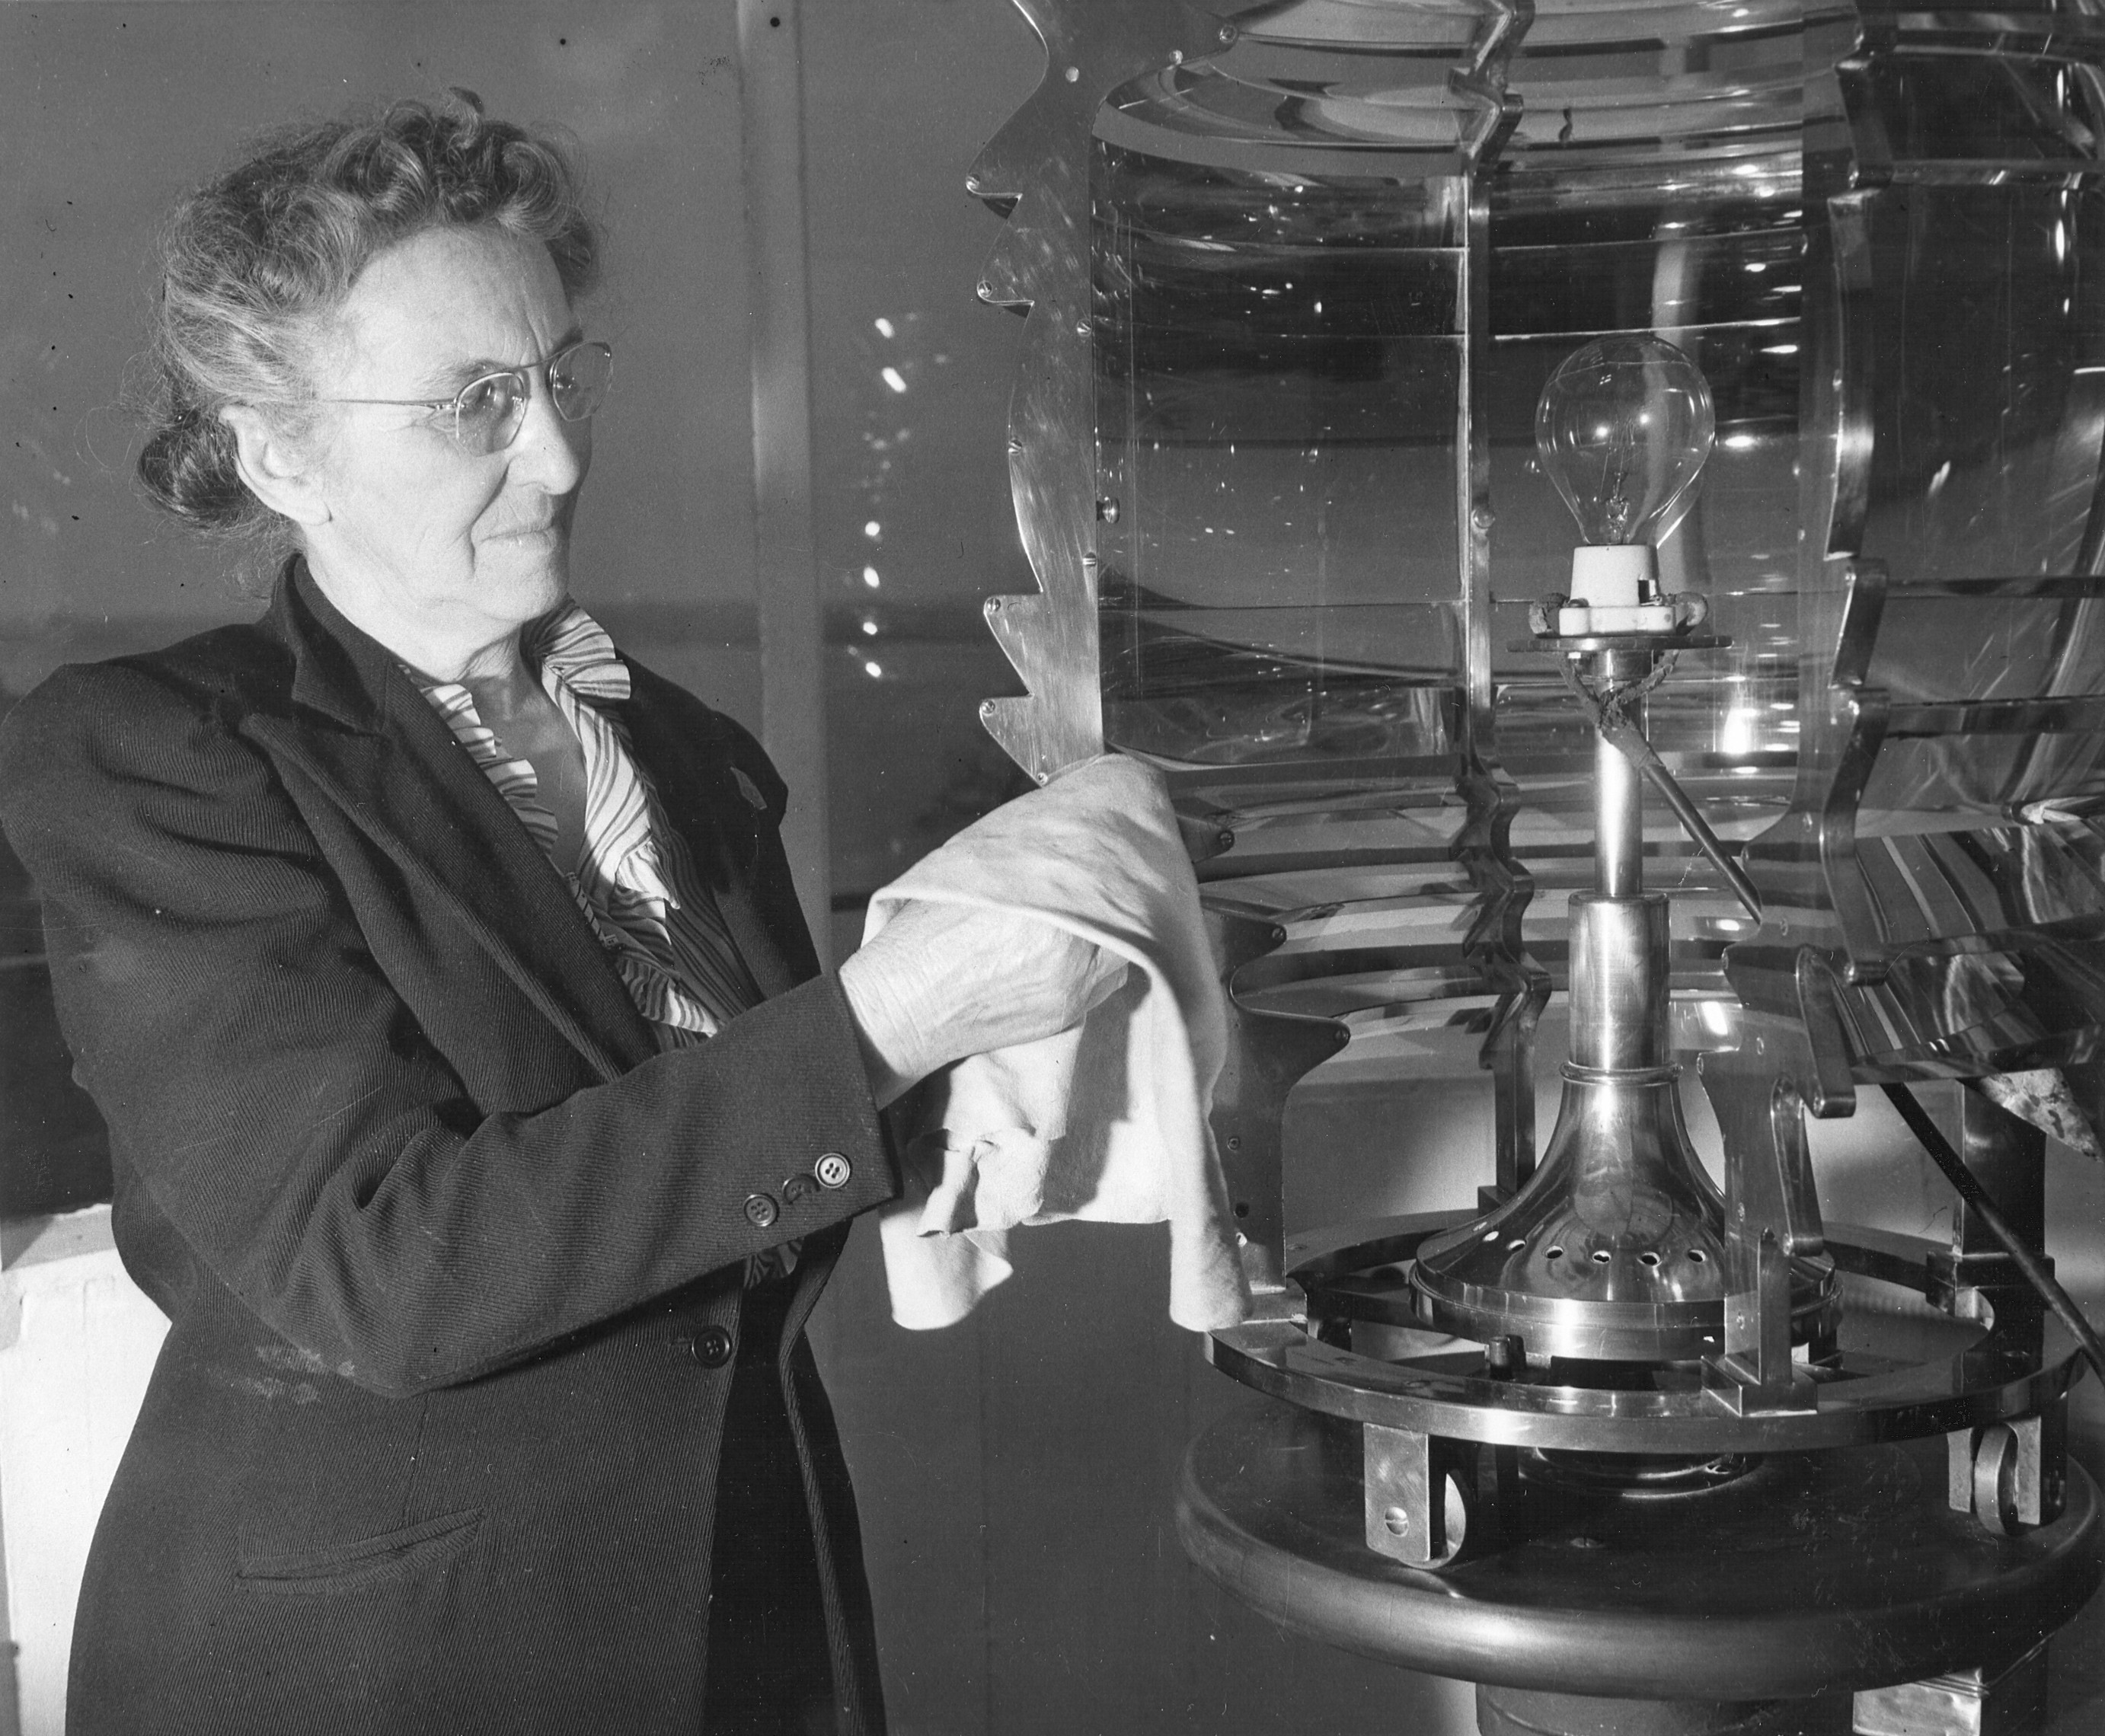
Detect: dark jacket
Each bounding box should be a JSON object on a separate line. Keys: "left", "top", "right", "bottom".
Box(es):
{"left": 0, "top": 566, "right": 898, "bottom": 1734}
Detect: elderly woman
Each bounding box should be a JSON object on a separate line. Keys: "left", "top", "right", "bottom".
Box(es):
{"left": 0, "top": 98, "right": 1122, "bottom": 1735}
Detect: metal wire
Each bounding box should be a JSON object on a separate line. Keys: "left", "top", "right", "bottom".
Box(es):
{"left": 1883, "top": 1081, "right": 2105, "bottom": 1390}
{"left": 1557, "top": 653, "right": 1765, "bottom": 921}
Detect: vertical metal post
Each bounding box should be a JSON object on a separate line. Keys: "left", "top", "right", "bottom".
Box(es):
{"left": 1451, "top": 13, "right": 1546, "bottom": 1197}
{"left": 1930, "top": 1089, "right": 2052, "bottom": 1330}
{"left": 1593, "top": 652, "right": 1647, "bottom": 898}
{"left": 739, "top": 0, "right": 832, "bottom": 960}
{"left": 1956, "top": 1091, "right": 2047, "bottom": 1255}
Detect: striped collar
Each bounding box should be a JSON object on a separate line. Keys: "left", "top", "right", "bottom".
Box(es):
{"left": 523, "top": 603, "right": 631, "bottom": 706}
{"left": 404, "top": 603, "right": 679, "bottom": 914}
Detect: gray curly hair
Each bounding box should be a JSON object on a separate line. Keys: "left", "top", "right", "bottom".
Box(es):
{"left": 137, "top": 90, "right": 599, "bottom": 549}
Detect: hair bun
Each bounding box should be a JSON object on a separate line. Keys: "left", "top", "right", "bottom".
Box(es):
{"left": 139, "top": 411, "right": 254, "bottom": 532}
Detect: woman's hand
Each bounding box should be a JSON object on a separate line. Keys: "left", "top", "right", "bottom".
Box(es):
{"left": 838, "top": 899, "right": 1129, "bottom": 1106}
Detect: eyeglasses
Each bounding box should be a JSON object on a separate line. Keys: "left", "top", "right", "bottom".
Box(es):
{"left": 314, "top": 339, "right": 614, "bottom": 456}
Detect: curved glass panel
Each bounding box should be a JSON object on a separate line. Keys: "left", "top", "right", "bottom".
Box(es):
{"left": 1092, "top": 0, "right": 1813, "bottom": 893}
{"left": 1081, "top": 0, "right": 2105, "bottom": 1067}
{"left": 1094, "top": 156, "right": 1465, "bottom": 780}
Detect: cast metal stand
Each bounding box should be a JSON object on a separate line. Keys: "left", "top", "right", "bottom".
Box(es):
{"left": 1179, "top": 609, "right": 2100, "bottom": 1736}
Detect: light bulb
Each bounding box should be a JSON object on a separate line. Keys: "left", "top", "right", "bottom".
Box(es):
{"left": 1535, "top": 336, "right": 1715, "bottom": 614}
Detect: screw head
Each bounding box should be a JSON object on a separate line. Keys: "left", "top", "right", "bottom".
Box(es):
{"left": 1382, "top": 1508, "right": 1410, "bottom": 1537}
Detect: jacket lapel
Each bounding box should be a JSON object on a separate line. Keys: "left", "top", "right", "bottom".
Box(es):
{"left": 617, "top": 676, "right": 807, "bottom": 1003}
{"left": 245, "top": 568, "right": 660, "bottom": 1080}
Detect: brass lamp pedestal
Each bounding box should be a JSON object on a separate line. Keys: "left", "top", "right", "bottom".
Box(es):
{"left": 1412, "top": 640, "right": 1834, "bottom": 1366}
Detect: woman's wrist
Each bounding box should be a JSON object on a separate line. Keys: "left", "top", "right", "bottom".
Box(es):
{"left": 837, "top": 943, "right": 943, "bottom": 1109}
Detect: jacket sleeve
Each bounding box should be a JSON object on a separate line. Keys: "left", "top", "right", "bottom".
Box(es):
{"left": 0, "top": 661, "right": 899, "bottom": 1398}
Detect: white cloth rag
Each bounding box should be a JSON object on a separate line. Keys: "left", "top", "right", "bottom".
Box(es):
{"left": 864, "top": 753, "right": 1248, "bottom": 1333}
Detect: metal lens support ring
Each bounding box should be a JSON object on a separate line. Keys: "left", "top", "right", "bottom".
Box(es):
{"left": 1206, "top": 1212, "right": 2084, "bottom": 1457}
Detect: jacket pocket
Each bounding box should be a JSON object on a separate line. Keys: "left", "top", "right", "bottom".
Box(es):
{"left": 234, "top": 1506, "right": 484, "bottom": 1597}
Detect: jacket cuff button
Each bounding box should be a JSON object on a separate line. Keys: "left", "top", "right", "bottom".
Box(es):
{"left": 782, "top": 1173, "right": 816, "bottom": 1205}
{"left": 743, "top": 1192, "right": 780, "bottom": 1229}
{"left": 691, "top": 1326, "right": 736, "bottom": 1368}
{"left": 816, "top": 1152, "right": 852, "bottom": 1190}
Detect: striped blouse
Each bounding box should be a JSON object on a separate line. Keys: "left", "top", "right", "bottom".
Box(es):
{"left": 409, "top": 605, "right": 760, "bottom": 1047}
{"left": 409, "top": 605, "right": 793, "bottom": 1281}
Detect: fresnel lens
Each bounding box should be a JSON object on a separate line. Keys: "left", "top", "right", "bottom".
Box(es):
{"left": 972, "top": 0, "right": 2105, "bottom": 1729}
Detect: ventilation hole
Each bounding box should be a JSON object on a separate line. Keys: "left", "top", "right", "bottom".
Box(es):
{"left": 1639, "top": 1252, "right": 1662, "bottom": 1269}
{"left": 1484, "top": 1230, "right": 1500, "bottom": 1242}
{"left": 1506, "top": 1238, "right": 1526, "bottom": 1251}
{"left": 1688, "top": 1249, "right": 1707, "bottom": 1264}
{"left": 1545, "top": 1246, "right": 1564, "bottom": 1260}
{"left": 1233, "top": 1201, "right": 1250, "bottom": 1220}
{"left": 1592, "top": 1249, "right": 1613, "bottom": 1265}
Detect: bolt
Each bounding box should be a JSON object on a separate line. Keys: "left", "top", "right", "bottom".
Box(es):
{"left": 1096, "top": 495, "right": 1121, "bottom": 524}
{"left": 1219, "top": 24, "right": 1237, "bottom": 43}
{"left": 1075, "top": 321, "right": 1090, "bottom": 337}
{"left": 1226, "top": 1135, "right": 1242, "bottom": 1152}
{"left": 979, "top": 700, "right": 996, "bottom": 717}
{"left": 1471, "top": 507, "right": 1495, "bottom": 531}
{"left": 1171, "top": 49, "right": 1184, "bottom": 64}
{"left": 1064, "top": 64, "right": 1080, "bottom": 82}
{"left": 1383, "top": 1508, "right": 1410, "bottom": 1537}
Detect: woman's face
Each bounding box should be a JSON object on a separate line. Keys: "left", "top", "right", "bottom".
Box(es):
{"left": 297, "top": 223, "right": 591, "bottom": 664}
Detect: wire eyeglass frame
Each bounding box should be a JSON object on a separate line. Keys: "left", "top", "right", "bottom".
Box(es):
{"left": 310, "top": 339, "right": 613, "bottom": 455}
